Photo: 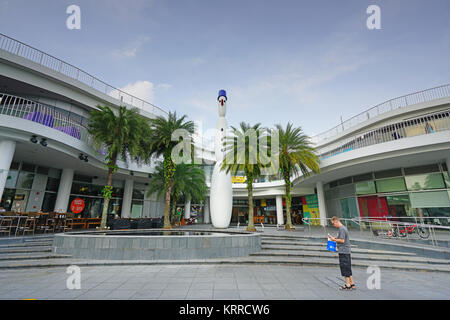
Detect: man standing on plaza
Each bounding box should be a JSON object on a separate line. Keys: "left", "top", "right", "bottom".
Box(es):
{"left": 329, "top": 216, "right": 356, "bottom": 290}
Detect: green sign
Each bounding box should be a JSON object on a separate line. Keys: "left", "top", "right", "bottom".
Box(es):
{"left": 305, "top": 194, "right": 318, "bottom": 208}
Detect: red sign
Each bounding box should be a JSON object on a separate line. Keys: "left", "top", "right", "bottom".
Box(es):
{"left": 70, "top": 198, "right": 85, "bottom": 214}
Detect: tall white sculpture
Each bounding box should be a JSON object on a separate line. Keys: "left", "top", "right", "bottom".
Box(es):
{"left": 210, "top": 90, "right": 233, "bottom": 228}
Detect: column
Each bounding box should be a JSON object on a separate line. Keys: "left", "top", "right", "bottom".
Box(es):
{"left": 204, "top": 197, "right": 210, "bottom": 224}
{"left": 54, "top": 169, "right": 74, "bottom": 213}
{"left": 121, "top": 178, "right": 134, "bottom": 218}
{"left": 276, "top": 195, "right": 284, "bottom": 225}
{"left": 316, "top": 181, "right": 327, "bottom": 227}
{"left": 184, "top": 199, "right": 191, "bottom": 219}
{"left": 0, "top": 140, "right": 16, "bottom": 202}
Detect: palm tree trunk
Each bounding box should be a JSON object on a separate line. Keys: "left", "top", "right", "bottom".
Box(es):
{"left": 163, "top": 179, "right": 172, "bottom": 229}
{"left": 171, "top": 195, "right": 177, "bottom": 224}
{"left": 100, "top": 171, "right": 113, "bottom": 229}
{"left": 247, "top": 181, "right": 256, "bottom": 232}
{"left": 284, "top": 176, "right": 295, "bottom": 230}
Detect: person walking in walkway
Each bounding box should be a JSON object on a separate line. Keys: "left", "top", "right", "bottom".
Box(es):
{"left": 329, "top": 216, "right": 356, "bottom": 290}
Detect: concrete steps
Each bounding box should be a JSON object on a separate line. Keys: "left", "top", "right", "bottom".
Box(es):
{"left": 0, "top": 233, "right": 448, "bottom": 273}
{"left": 0, "top": 256, "right": 448, "bottom": 273}
{"left": 0, "top": 246, "right": 53, "bottom": 254}
{"left": 261, "top": 244, "right": 416, "bottom": 256}
{"left": 0, "top": 254, "right": 72, "bottom": 261}
{"left": 0, "top": 241, "right": 53, "bottom": 249}
{"left": 251, "top": 250, "right": 450, "bottom": 265}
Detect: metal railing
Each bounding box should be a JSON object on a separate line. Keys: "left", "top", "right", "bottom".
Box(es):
{"left": 0, "top": 92, "right": 93, "bottom": 145}
{"left": 311, "top": 84, "right": 450, "bottom": 146}
{"left": 302, "top": 216, "right": 450, "bottom": 247}
{"left": 0, "top": 33, "right": 168, "bottom": 118}
{"left": 318, "top": 108, "right": 450, "bottom": 160}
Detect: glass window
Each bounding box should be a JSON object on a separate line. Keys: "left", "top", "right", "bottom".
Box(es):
{"left": 42, "top": 192, "right": 57, "bottom": 212}
{"left": 405, "top": 173, "right": 445, "bottom": 191}
{"left": 46, "top": 177, "right": 60, "bottom": 192}
{"left": 131, "top": 200, "right": 143, "bottom": 218}
{"left": 422, "top": 207, "right": 450, "bottom": 226}
{"left": 445, "top": 171, "right": 450, "bottom": 188}
{"left": 374, "top": 168, "right": 402, "bottom": 179}
{"left": 5, "top": 170, "right": 19, "bottom": 188}
{"left": 10, "top": 162, "right": 20, "bottom": 170}
{"left": 385, "top": 194, "right": 414, "bottom": 220}
{"left": 353, "top": 173, "right": 373, "bottom": 183}
{"left": 375, "top": 177, "right": 406, "bottom": 193}
{"left": 337, "top": 177, "right": 352, "bottom": 186}
{"left": 356, "top": 180, "right": 376, "bottom": 195}
{"left": 132, "top": 189, "right": 145, "bottom": 200}
{"left": 36, "top": 166, "right": 49, "bottom": 175}
{"left": 409, "top": 191, "right": 450, "bottom": 208}
{"left": 21, "top": 163, "right": 35, "bottom": 173}
{"left": 340, "top": 198, "right": 360, "bottom": 228}
{"left": 16, "top": 172, "right": 34, "bottom": 189}
{"left": 404, "top": 164, "right": 440, "bottom": 175}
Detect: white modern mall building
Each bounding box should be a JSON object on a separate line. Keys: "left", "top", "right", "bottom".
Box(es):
{"left": 1, "top": 33, "right": 450, "bottom": 227}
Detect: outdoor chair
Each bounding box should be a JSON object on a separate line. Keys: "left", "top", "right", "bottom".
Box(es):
{"left": 17, "top": 213, "right": 38, "bottom": 236}
{"left": 63, "top": 213, "right": 73, "bottom": 232}
{"left": 1, "top": 213, "right": 20, "bottom": 236}
{"left": 0, "top": 216, "right": 13, "bottom": 236}
{"left": 42, "top": 212, "right": 56, "bottom": 234}
{"left": 54, "top": 214, "right": 69, "bottom": 233}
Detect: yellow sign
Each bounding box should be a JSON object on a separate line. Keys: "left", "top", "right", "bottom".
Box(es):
{"left": 261, "top": 199, "right": 266, "bottom": 207}
{"left": 232, "top": 176, "right": 246, "bottom": 183}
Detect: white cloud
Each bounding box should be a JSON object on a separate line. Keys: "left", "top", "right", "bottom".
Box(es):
{"left": 109, "top": 80, "right": 155, "bottom": 105}
{"left": 112, "top": 36, "right": 150, "bottom": 59}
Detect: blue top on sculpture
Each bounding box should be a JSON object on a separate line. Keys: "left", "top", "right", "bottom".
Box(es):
{"left": 218, "top": 89, "right": 227, "bottom": 101}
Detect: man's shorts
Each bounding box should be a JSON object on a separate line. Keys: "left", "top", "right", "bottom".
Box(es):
{"left": 338, "top": 253, "right": 352, "bottom": 277}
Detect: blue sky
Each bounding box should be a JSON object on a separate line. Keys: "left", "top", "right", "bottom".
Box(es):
{"left": 1, "top": 0, "right": 449, "bottom": 137}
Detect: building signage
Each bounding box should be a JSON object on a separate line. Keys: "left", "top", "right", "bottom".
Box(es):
{"left": 70, "top": 198, "right": 85, "bottom": 214}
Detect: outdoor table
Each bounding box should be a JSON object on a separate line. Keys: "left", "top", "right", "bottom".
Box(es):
{"left": 70, "top": 218, "right": 87, "bottom": 229}
{"left": 85, "top": 218, "right": 101, "bottom": 229}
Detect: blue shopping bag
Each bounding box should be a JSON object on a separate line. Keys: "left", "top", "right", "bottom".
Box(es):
{"left": 327, "top": 239, "right": 337, "bottom": 252}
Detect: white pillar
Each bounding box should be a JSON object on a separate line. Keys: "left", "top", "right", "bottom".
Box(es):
{"left": 184, "top": 199, "right": 191, "bottom": 219}
{"left": 204, "top": 197, "right": 210, "bottom": 224}
{"left": 54, "top": 169, "right": 74, "bottom": 213}
{"left": 0, "top": 140, "right": 16, "bottom": 202}
{"left": 276, "top": 195, "right": 284, "bottom": 225}
{"left": 316, "top": 181, "right": 327, "bottom": 227}
{"left": 121, "top": 178, "right": 134, "bottom": 218}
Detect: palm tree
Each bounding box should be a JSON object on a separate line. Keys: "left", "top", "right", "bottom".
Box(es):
{"left": 147, "top": 112, "right": 195, "bottom": 229}
{"left": 88, "top": 105, "right": 152, "bottom": 229}
{"left": 221, "top": 122, "right": 270, "bottom": 232}
{"left": 275, "top": 122, "right": 320, "bottom": 230}
{"left": 147, "top": 162, "right": 207, "bottom": 225}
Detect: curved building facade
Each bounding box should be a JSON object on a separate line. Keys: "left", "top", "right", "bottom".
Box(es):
{"left": 1, "top": 33, "right": 450, "bottom": 228}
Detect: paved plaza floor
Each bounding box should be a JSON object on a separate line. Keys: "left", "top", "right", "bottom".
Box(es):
{"left": 0, "top": 264, "right": 449, "bottom": 300}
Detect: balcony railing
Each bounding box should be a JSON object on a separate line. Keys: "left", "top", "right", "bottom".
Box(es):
{"left": 311, "top": 84, "right": 450, "bottom": 146}
{"left": 318, "top": 108, "right": 450, "bottom": 160}
{"left": 0, "top": 92, "right": 93, "bottom": 145}
{"left": 0, "top": 33, "right": 167, "bottom": 118}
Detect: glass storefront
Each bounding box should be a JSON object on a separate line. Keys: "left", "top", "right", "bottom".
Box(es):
{"left": 325, "top": 162, "right": 450, "bottom": 228}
